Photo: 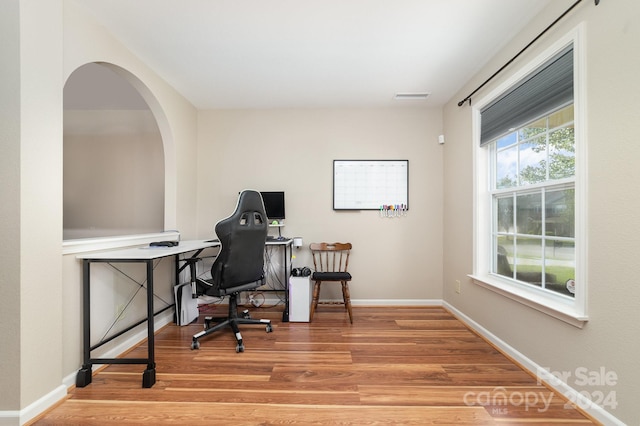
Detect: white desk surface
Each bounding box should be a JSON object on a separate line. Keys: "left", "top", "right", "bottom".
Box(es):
{"left": 77, "top": 240, "right": 220, "bottom": 260}
{"left": 77, "top": 238, "right": 292, "bottom": 260}
{"left": 266, "top": 238, "right": 293, "bottom": 246}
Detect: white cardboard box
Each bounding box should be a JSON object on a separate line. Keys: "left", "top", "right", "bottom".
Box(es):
{"left": 289, "top": 276, "right": 312, "bottom": 322}
{"left": 174, "top": 282, "right": 198, "bottom": 326}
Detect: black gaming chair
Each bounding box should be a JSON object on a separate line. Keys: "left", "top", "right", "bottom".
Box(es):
{"left": 191, "top": 190, "right": 273, "bottom": 352}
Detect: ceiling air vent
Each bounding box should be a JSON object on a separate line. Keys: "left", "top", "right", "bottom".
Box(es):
{"left": 394, "top": 93, "right": 430, "bottom": 100}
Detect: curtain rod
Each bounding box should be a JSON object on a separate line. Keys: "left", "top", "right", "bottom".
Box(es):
{"left": 457, "top": 0, "right": 599, "bottom": 107}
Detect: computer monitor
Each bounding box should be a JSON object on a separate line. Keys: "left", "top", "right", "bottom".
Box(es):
{"left": 260, "top": 191, "right": 285, "bottom": 221}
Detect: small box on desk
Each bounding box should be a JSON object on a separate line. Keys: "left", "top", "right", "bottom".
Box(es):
{"left": 289, "top": 276, "right": 312, "bottom": 322}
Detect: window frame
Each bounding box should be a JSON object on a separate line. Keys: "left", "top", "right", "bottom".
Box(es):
{"left": 471, "top": 26, "right": 588, "bottom": 327}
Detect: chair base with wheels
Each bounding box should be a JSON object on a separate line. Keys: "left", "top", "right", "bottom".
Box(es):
{"left": 191, "top": 289, "right": 272, "bottom": 352}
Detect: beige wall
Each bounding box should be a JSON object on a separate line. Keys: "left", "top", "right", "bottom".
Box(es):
{"left": 443, "top": 1, "right": 640, "bottom": 424}
{"left": 16, "top": 0, "right": 65, "bottom": 414}
{"left": 63, "top": 110, "right": 164, "bottom": 239}
{"left": 0, "top": 0, "right": 199, "bottom": 422}
{"left": 0, "top": 0, "right": 24, "bottom": 413}
{"left": 197, "top": 108, "right": 444, "bottom": 301}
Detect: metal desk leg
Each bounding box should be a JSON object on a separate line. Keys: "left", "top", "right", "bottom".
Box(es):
{"left": 76, "top": 259, "right": 93, "bottom": 387}
{"left": 282, "top": 243, "right": 291, "bottom": 322}
{"left": 142, "top": 259, "right": 156, "bottom": 388}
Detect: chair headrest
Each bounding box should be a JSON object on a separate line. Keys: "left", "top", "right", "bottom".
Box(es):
{"left": 235, "top": 190, "right": 266, "bottom": 215}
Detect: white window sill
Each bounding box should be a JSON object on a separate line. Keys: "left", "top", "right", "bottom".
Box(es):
{"left": 469, "top": 274, "right": 588, "bottom": 328}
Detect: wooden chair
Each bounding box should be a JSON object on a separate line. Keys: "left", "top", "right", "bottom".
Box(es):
{"left": 309, "top": 242, "right": 353, "bottom": 323}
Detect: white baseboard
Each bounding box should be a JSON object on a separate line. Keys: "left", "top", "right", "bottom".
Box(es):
{"left": 0, "top": 411, "right": 20, "bottom": 426}
{"left": 0, "top": 412, "right": 19, "bottom": 426}
{"left": 443, "top": 301, "right": 624, "bottom": 426}
{"left": 0, "top": 384, "right": 66, "bottom": 426}
{"left": 0, "top": 309, "right": 177, "bottom": 426}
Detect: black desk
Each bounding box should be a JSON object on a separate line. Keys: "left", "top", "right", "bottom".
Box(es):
{"left": 75, "top": 238, "right": 293, "bottom": 388}
{"left": 75, "top": 240, "right": 219, "bottom": 388}
{"left": 265, "top": 238, "right": 293, "bottom": 321}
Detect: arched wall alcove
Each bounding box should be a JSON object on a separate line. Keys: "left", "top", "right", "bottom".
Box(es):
{"left": 63, "top": 62, "right": 173, "bottom": 240}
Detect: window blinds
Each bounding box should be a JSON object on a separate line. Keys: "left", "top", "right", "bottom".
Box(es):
{"left": 480, "top": 44, "right": 573, "bottom": 146}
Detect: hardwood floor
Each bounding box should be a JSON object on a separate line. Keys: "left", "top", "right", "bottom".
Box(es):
{"left": 32, "top": 306, "right": 598, "bottom": 425}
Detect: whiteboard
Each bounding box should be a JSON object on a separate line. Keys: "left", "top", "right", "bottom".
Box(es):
{"left": 333, "top": 160, "right": 409, "bottom": 210}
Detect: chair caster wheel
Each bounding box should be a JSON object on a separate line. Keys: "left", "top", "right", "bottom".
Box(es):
{"left": 191, "top": 340, "right": 200, "bottom": 350}
{"left": 242, "top": 309, "right": 251, "bottom": 319}
{"left": 266, "top": 324, "right": 273, "bottom": 333}
{"left": 236, "top": 344, "right": 244, "bottom": 353}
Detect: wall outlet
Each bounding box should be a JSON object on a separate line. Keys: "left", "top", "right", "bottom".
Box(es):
{"left": 455, "top": 280, "right": 461, "bottom": 294}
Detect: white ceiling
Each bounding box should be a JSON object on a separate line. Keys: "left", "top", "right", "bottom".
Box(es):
{"left": 69, "top": 0, "right": 554, "bottom": 109}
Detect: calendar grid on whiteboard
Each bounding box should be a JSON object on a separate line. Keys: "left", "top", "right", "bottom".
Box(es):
{"left": 333, "top": 160, "right": 409, "bottom": 210}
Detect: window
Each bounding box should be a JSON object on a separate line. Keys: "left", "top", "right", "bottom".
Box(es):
{"left": 472, "top": 30, "right": 586, "bottom": 326}
{"left": 491, "top": 105, "right": 575, "bottom": 297}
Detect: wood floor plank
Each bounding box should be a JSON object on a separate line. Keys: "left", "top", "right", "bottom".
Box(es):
{"left": 342, "top": 330, "right": 480, "bottom": 341}
{"left": 194, "top": 349, "right": 353, "bottom": 364}
{"left": 270, "top": 363, "right": 451, "bottom": 386}
{"left": 360, "top": 384, "right": 557, "bottom": 405}
{"left": 30, "top": 306, "right": 597, "bottom": 425}
{"left": 396, "top": 319, "right": 471, "bottom": 329}
{"left": 35, "top": 400, "right": 497, "bottom": 425}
